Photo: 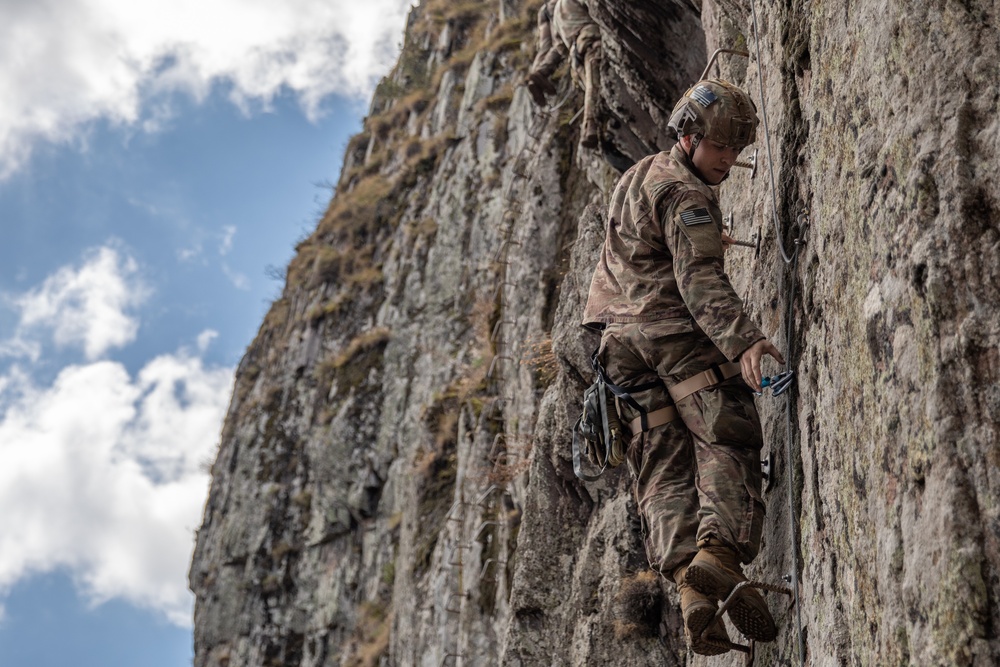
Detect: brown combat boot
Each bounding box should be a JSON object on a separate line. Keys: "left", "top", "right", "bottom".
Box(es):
{"left": 525, "top": 72, "right": 556, "bottom": 107}
{"left": 684, "top": 541, "right": 777, "bottom": 642}
{"left": 674, "top": 566, "right": 731, "bottom": 656}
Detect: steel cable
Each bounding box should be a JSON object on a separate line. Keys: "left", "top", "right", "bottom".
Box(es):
{"left": 749, "top": 0, "right": 807, "bottom": 662}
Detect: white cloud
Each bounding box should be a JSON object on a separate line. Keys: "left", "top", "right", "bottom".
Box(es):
{"left": 177, "top": 244, "right": 203, "bottom": 263}
{"left": 9, "top": 246, "right": 147, "bottom": 361}
{"left": 196, "top": 330, "right": 219, "bottom": 353}
{"left": 0, "top": 353, "right": 234, "bottom": 626}
{"left": 0, "top": 248, "right": 234, "bottom": 627}
{"left": 0, "top": 0, "right": 413, "bottom": 177}
{"left": 218, "top": 225, "right": 237, "bottom": 256}
{"left": 222, "top": 264, "right": 251, "bottom": 291}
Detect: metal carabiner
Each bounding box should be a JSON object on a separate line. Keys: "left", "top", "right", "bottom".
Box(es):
{"left": 755, "top": 371, "right": 794, "bottom": 396}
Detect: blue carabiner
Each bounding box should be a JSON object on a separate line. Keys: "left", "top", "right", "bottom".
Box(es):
{"left": 757, "top": 371, "right": 795, "bottom": 396}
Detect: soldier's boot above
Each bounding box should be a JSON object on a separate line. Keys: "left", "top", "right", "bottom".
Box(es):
{"left": 525, "top": 72, "right": 556, "bottom": 107}
{"left": 674, "top": 565, "right": 731, "bottom": 656}
{"left": 685, "top": 539, "right": 777, "bottom": 642}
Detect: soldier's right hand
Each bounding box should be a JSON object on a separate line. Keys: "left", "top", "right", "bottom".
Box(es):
{"left": 739, "top": 339, "right": 785, "bottom": 392}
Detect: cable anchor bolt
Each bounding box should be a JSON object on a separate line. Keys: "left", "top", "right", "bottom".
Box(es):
{"left": 724, "top": 211, "right": 759, "bottom": 250}
{"left": 732, "top": 148, "right": 758, "bottom": 179}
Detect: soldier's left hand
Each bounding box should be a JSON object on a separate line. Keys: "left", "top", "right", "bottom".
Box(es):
{"left": 740, "top": 338, "right": 785, "bottom": 391}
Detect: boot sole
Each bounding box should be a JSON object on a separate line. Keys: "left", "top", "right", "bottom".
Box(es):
{"left": 685, "top": 562, "right": 777, "bottom": 642}
{"left": 686, "top": 605, "right": 730, "bottom": 656}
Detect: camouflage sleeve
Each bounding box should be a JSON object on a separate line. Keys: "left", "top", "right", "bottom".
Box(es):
{"left": 663, "top": 193, "right": 765, "bottom": 361}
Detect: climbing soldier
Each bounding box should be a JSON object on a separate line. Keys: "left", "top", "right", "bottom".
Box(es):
{"left": 524, "top": 0, "right": 601, "bottom": 149}
{"left": 581, "top": 79, "right": 784, "bottom": 655}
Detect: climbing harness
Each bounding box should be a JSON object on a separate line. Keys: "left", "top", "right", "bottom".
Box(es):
{"left": 574, "top": 354, "right": 760, "bottom": 481}
{"left": 572, "top": 349, "right": 679, "bottom": 481}
{"left": 668, "top": 361, "right": 742, "bottom": 403}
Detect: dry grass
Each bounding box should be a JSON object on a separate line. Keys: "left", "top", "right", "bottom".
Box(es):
{"left": 522, "top": 335, "right": 558, "bottom": 387}
{"left": 613, "top": 570, "right": 665, "bottom": 637}
{"left": 329, "top": 328, "right": 392, "bottom": 370}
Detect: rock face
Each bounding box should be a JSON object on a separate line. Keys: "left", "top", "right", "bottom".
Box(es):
{"left": 189, "top": 0, "right": 1000, "bottom": 665}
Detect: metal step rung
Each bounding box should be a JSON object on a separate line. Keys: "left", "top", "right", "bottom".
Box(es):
{"left": 445, "top": 592, "right": 467, "bottom": 614}
{"left": 444, "top": 499, "right": 469, "bottom": 523}
{"left": 488, "top": 433, "right": 506, "bottom": 459}
{"left": 479, "top": 558, "right": 507, "bottom": 580}
{"left": 490, "top": 320, "right": 514, "bottom": 343}
{"left": 486, "top": 355, "right": 514, "bottom": 380}
{"left": 492, "top": 282, "right": 516, "bottom": 301}
{"left": 448, "top": 543, "right": 471, "bottom": 567}
{"left": 699, "top": 579, "right": 795, "bottom": 666}
{"left": 475, "top": 485, "right": 500, "bottom": 506}
{"left": 474, "top": 520, "right": 501, "bottom": 541}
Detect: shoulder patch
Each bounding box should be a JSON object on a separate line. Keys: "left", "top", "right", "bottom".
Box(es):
{"left": 679, "top": 208, "right": 713, "bottom": 226}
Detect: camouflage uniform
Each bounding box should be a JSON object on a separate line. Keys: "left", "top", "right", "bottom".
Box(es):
{"left": 583, "top": 144, "right": 766, "bottom": 577}
{"left": 527, "top": 0, "right": 601, "bottom": 145}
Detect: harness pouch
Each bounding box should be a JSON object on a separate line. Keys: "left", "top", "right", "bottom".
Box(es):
{"left": 572, "top": 377, "right": 631, "bottom": 481}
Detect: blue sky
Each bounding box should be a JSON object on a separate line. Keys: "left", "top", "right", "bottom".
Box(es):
{"left": 0, "top": 1, "right": 411, "bottom": 664}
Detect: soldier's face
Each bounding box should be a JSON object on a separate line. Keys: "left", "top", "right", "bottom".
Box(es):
{"left": 683, "top": 136, "right": 743, "bottom": 185}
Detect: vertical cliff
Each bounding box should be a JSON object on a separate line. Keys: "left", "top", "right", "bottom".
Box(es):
{"left": 190, "top": 0, "right": 1000, "bottom": 665}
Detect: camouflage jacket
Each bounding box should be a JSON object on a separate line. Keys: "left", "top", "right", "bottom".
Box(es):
{"left": 582, "top": 144, "right": 765, "bottom": 362}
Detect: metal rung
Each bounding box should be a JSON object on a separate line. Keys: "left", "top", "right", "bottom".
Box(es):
{"left": 484, "top": 396, "right": 509, "bottom": 420}
{"left": 497, "top": 232, "right": 521, "bottom": 249}
{"left": 445, "top": 499, "right": 469, "bottom": 523}
{"left": 474, "top": 520, "right": 501, "bottom": 541}
{"left": 475, "top": 485, "right": 500, "bottom": 506}
{"left": 488, "top": 433, "right": 506, "bottom": 459}
{"left": 699, "top": 579, "right": 795, "bottom": 664}
{"left": 485, "top": 398, "right": 514, "bottom": 421}
{"left": 449, "top": 543, "right": 471, "bottom": 567}
{"left": 492, "top": 282, "right": 516, "bottom": 301}
{"left": 698, "top": 47, "right": 750, "bottom": 81}
{"left": 442, "top": 653, "right": 461, "bottom": 666}
{"left": 492, "top": 452, "right": 510, "bottom": 472}
{"left": 712, "top": 580, "right": 794, "bottom": 624}
{"left": 445, "top": 592, "right": 467, "bottom": 614}
{"left": 479, "top": 558, "right": 507, "bottom": 580}
{"left": 486, "top": 355, "right": 514, "bottom": 379}
{"left": 490, "top": 321, "right": 513, "bottom": 343}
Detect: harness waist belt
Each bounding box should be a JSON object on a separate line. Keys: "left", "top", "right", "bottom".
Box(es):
{"left": 629, "top": 405, "right": 679, "bottom": 433}
{"left": 668, "top": 361, "right": 742, "bottom": 403}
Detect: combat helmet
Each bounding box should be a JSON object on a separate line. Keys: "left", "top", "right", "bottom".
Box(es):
{"left": 667, "top": 79, "right": 759, "bottom": 148}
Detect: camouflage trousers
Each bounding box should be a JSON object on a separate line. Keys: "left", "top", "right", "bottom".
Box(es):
{"left": 598, "top": 321, "right": 766, "bottom": 577}
{"left": 528, "top": 21, "right": 600, "bottom": 133}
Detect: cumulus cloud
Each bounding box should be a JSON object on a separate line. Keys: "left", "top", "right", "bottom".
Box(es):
{"left": 0, "top": 249, "right": 235, "bottom": 626}
{"left": 5, "top": 246, "right": 146, "bottom": 361}
{"left": 0, "top": 0, "right": 413, "bottom": 177}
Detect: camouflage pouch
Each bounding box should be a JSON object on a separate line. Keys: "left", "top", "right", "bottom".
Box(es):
{"left": 572, "top": 376, "right": 631, "bottom": 481}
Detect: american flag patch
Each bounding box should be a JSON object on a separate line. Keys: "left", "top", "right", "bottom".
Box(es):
{"left": 679, "top": 208, "right": 712, "bottom": 226}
